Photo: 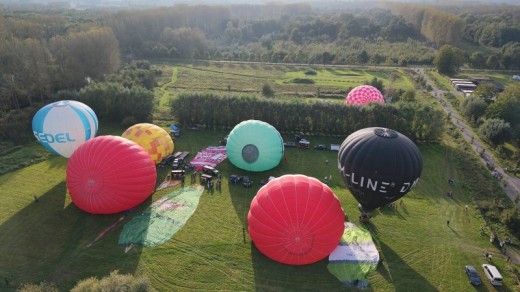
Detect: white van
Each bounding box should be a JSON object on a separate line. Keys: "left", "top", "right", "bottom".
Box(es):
{"left": 482, "top": 264, "right": 503, "bottom": 286}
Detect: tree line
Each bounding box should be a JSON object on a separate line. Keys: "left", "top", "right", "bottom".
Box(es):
{"left": 0, "top": 18, "right": 121, "bottom": 112}
{"left": 461, "top": 83, "right": 520, "bottom": 147}
{"left": 383, "top": 3, "right": 463, "bottom": 46}
{"left": 171, "top": 92, "right": 445, "bottom": 142}
{"left": 0, "top": 61, "right": 157, "bottom": 144}
{"left": 99, "top": 5, "right": 431, "bottom": 65}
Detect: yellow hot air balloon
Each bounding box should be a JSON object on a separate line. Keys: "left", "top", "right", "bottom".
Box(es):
{"left": 122, "top": 123, "right": 174, "bottom": 164}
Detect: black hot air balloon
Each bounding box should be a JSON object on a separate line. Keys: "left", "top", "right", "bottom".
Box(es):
{"left": 338, "top": 127, "right": 422, "bottom": 211}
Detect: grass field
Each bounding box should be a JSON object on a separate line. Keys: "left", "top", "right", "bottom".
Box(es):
{"left": 0, "top": 127, "right": 518, "bottom": 291}
{"left": 154, "top": 62, "right": 414, "bottom": 102}
{"left": 0, "top": 62, "right": 518, "bottom": 290}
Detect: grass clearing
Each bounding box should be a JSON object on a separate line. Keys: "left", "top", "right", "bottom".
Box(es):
{"left": 1, "top": 127, "right": 518, "bottom": 291}
{"left": 158, "top": 62, "right": 414, "bottom": 100}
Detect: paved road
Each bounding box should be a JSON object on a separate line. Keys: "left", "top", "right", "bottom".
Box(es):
{"left": 417, "top": 68, "right": 520, "bottom": 209}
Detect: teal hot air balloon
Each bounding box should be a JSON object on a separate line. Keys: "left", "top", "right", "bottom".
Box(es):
{"left": 226, "top": 120, "right": 284, "bottom": 172}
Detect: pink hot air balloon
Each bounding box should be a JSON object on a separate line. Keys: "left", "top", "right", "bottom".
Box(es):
{"left": 66, "top": 135, "right": 157, "bottom": 214}
{"left": 345, "top": 85, "right": 384, "bottom": 106}
{"left": 248, "top": 175, "right": 345, "bottom": 265}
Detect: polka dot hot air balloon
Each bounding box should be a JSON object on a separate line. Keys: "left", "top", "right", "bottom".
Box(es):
{"left": 122, "top": 123, "right": 174, "bottom": 164}
{"left": 226, "top": 120, "right": 284, "bottom": 172}
{"left": 66, "top": 135, "right": 157, "bottom": 214}
{"left": 32, "top": 100, "right": 98, "bottom": 158}
{"left": 345, "top": 85, "right": 384, "bottom": 106}
{"left": 248, "top": 175, "right": 345, "bottom": 265}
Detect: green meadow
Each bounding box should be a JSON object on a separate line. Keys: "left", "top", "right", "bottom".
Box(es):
{"left": 0, "top": 126, "right": 518, "bottom": 291}
{"left": 154, "top": 62, "right": 414, "bottom": 103}
{"left": 0, "top": 62, "right": 518, "bottom": 291}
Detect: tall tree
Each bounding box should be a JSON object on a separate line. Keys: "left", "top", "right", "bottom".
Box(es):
{"left": 50, "top": 27, "right": 121, "bottom": 89}
{"left": 433, "top": 45, "right": 465, "bottom": 74}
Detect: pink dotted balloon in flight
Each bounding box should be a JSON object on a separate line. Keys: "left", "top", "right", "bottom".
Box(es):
{"left": 345, "top": 85, "right": 384, "bottom": 106}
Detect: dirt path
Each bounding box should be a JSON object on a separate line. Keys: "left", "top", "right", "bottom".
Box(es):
{"left": 418, "top": 68, "right": 520, "bottom": 210}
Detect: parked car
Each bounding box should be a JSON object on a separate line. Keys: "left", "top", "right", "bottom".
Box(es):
{"left": 172, "top": 158, "right": 182, "bottom": 170}
{"left": 283, "top": 141, "right": 297, "bottom": 148}
{"left": 482, "top": 264, "right": 503, "bottom": 286}
{"left": 229, "top": 174, "right": 242, "bottom": 184}
{"left": 203, "top": 165, "right": 220, "bottom": 176}
{"left": 464, "top": 265, "right": 482, "bottom": 286}
{"left": 243, "top": 176, "right": 252, "bottom": 188}
{"left": 220, "top": 135, "right": 229, "bottom": 146}
{"left": 314, "top": 144, "right": 327, "bottom": 150}
{"left": 159, "top": 154, "right": 175, "bottom": 168}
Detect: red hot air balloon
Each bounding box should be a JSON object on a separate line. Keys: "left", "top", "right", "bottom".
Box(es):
{"left": 248, "top": 175, "right": 345, "bottom": 265}
{"left": 66, "top": 135, "right": 157, "bottom": 214}
{"left": 345, "top": 85, "right": 384, "bottom": 106}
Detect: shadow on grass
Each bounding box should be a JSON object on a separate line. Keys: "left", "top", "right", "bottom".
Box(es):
{"left": 377, "top": 241, "right": 437, "bottom": 291}
{"left": 0, "top": 182, "right": 144, "bottom": 291}
{"left": 251, "top": 243, "right": 358, "bottom": 291}
{"left": 228, "top": 171, "right": 263, "bottom": 228}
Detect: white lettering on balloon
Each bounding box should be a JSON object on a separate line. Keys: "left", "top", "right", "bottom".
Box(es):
{"left": 344, "top": 172, "right": 420, "bottom": 194}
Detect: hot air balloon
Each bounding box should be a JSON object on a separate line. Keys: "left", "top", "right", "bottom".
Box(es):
{"left": 32, "top": 100, "right": 98, "bottom": 158}
{"left": 66, "top": 135, "right": 157, "bottom": 214}
{"left": 226, "top": 120, "right": 284, "bottom": 172}
{"left": 345, "top": 85, "right": 384, "bottom": 106}
{"left": 248, "top": 175, "right": 345, "bottom": 265}
{"left": 122, "top": 123, "right": 174, "bottom": 164}
{"left": 338, "top": 127, "right": 422, "bottom": 211}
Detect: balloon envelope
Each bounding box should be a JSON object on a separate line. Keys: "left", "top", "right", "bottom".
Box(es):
{"left": 226, "top": 120, "right": 284, "bottom": 172}
{"left": 32, "top": 100, "right": 98, "bottom": 158}
{"left": 345, "top": 85, "right": 384, "bottom": 106}
{"left": 338, "top": 127, "right": 422, "bottom": 210}
{"left": 248, "top": 175, "right": 345, "bottom": 265}
{"left": 122, "top": 123, "right": 174, "bottom": 164}
{"left": 66, "top": 135, "right": 157, "bottom": 214}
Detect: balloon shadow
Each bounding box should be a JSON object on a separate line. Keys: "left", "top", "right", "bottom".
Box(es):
{"left": 0, "top": 182, "right": 144, "bottom": 290}
{"left": 250, "top": 243, "right": 358, "bottom": 291}
{"left": 228, "top": 171, "right": 263, "bottom": 228}
{"left": 377, "top": 241, "right": 437, "bottom": 290}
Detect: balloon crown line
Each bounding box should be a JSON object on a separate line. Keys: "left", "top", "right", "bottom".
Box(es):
{"left": 374, "top": 128, "right": 398, "bottom": 139}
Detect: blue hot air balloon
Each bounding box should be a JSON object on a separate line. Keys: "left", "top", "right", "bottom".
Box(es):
{"left": 32, "top": 100, "right": 98, "bottom": 158}
{"left": 226, "top": 120, "right": 284, "bottom": 172}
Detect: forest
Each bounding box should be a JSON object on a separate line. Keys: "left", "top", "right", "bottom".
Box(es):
{"left": 0, "top": 2, "right": 519, "bottom": 143}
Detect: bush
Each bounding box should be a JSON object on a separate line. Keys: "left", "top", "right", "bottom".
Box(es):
{"left": 0, "top": 107, "right": 38, "bottom": 144}
{"left": 18, "top": 281, "right": 58, "bottom": 292}
{"left": 479, "top": 118, "right": 512, "bottom": 145}
{"left": 304, "top": 69, "right": 317, "bottom": 75}
{"left": 262, "top": 83, "right": 275, "bottom": 97}
{"left": 122, "top": 116, "right": 138, "bottom": 128}
{"left": 461, "top": 97, "right": 487, "bottom": 124}
{"left": 291, "top": 78, "right": 315, "bottom": 84}
{"left": 501, "top": 209, "right": 520, "bottom": 238}
{"left": 71, "top": 270, "right": 155, "bottom": 292}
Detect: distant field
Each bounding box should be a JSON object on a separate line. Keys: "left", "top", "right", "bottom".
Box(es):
{"left": 0, "top": 128, "right": 517, "bottom": 291}
{"left": 155, "top": 61, "right": 414, "bottom": 101}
